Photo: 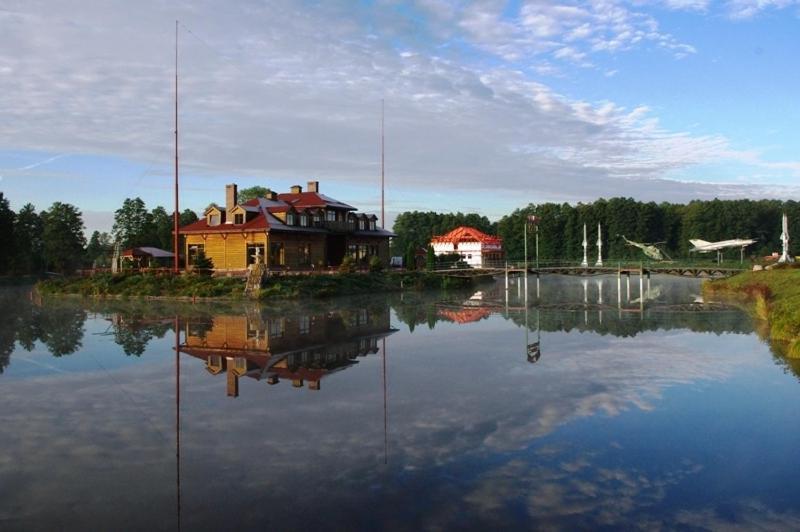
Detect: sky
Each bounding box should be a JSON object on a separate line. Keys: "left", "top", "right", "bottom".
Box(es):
{"left": 1, "top": 0, "right": 799, "bottom": 235}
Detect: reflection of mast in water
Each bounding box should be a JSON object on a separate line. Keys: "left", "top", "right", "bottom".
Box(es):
{"left": 174, "top": 316, "right": 181, "bottom": 532}
{"left": 382, "top": 337, "right": 388, "bottom": 465}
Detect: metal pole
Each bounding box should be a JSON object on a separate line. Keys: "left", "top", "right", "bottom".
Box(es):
{"left": 524, "top": 219, "right": 528, "bottom": 273}
{"left": 535, "top": 225, "right": 539, "bottom": 270}
{"left": 173, "top": 20, "right": 180, "bottom": 274}
{"left": 381, "top": 99, "right": 385, "bottom": 229}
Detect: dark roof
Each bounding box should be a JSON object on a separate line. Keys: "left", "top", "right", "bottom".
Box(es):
{"left": 181, "top": 188, "right": 383, "bottom": 236}
{"left": 121, "top": 247, "right": 175, "bottom": 258}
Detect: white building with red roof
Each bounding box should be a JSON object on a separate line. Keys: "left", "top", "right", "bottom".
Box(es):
{"left": 430, "top": 226, "right": 504, "bottom": 268}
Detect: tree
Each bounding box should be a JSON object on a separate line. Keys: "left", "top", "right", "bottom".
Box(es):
{"left": 112, "top": 197, "right": 152, "bottom": 248}
{"left": 85, "top": 231, "right": 112, "bottom": 267}
{"left": 192, "top": 249, "right": 213, "bottom": 274}
{"left": 12, "top": 203, "right": 43, "bottom": 274}
{"left": 426, "top": 245, "right": 435, "bottom": 271}
{"left": 180, "top": 209, "right": 198, "bottom": 226}
{"left": 42, "top": 202, "right": 86, "bottom": 274}
{"left": 149, "top": 206, "right": 172, "bottom": 250}
{"left": 238, "top": 186, "right": 271, "bottom": 203}
{"left": 0, "top": 192, "right": 15, "bottom": 274}
{"left": 404, "top": 243, "right": 416, "bottom": 271}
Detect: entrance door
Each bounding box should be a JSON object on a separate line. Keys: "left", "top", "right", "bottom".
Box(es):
{"left": 327, "top": 235, "right": 346, "bottom": 266}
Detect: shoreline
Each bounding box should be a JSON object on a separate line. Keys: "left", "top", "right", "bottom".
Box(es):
{"left": 34, "top": 270, "right": 493, "bottom": 301}
{"left": 704, "top": 268, "right": 800, "bottom": 358}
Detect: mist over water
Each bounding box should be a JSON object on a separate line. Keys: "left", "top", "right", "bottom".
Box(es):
{"left": 1, "top": 276, "right": 799, "bottom": 531}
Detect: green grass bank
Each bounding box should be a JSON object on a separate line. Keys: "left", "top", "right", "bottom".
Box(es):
{"left": 35, "top": 271, "right": 488, "bottom": 300}
{"left": 704, "top": 267, "right": 800, "bottom": 358}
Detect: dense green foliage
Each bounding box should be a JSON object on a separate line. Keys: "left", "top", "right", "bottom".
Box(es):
{"left": 238, "top": 186, "right": 272, "bottom": 203}
{"left": 497, "top": 198, "right": 800, "bottom": 261}
{"left": 111, "top": 197, "right": 197, "bottom": 250}
{"left": 0, "top": 193, "right": 15, "bottom": 274}
{"left": 0, "top": 191, "right": 201, "bottom": 277}
{"left": 392, "top": 198, "right": 800, "bottom": 263}
{"left": 13, "top": 204, "right": 45, "bottom": 273}
{"left": 42, "top": 202, "right": 87, "bottom": 274}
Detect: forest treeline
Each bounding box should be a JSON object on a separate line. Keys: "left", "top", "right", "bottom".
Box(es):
{"left": 0, "top": 192, "right": 198, "bottom": 275}
{"left": 392, "top": 198, "right": 800, "bottom": 261}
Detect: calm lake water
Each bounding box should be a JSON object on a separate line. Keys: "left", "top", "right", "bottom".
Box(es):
{"left": 2, "top": 275, "right": 800, "bottom": 531}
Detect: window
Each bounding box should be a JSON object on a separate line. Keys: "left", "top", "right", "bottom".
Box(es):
{"left": 234, "top": 213, "right": 244, "bottom": 225}
{"left": 300, "top": 214, "right": 308, "bottom": 227}
{"left": 358, "top": 244, "right": 368, "bottom": 260}
{"left": 270, "top": 242, "right": 285, "bottom": 266}
{"left": 268, "top": 319, "right": 285, "bottom": 338}
{"left": 208, "top": 214, "right": 220, "bottom": 226}
{"left": 369, "top": 220, "right": 376, "bottom": 230}
{"left": 313, "top": 211, "right": 321, "bottom": 224}
{"left": 247, "top": 244, "right": 265, "bottom": 265}
{"left": 188, "top": 244, "right": 205, "bottom": 265}
{"left": 298, "top": 315, "right": 310, "bottom": 335}
{"left": 358, "top": 219, "right": 365, "bottom": 230}
{"left": 326, "top": 210, "right": 336, "bottom": 222}
{"left": 286, "top": 213, "right": 295, "bottom": 225}
{"left": 348, "top": 244, "right": 358, "bottom": 259}
{"left": 299, "top": 243, "right": 311, "bottom": 265}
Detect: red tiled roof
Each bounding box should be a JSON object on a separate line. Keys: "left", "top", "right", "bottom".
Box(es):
{"left": 430, "top": 226, "right": 503, "bottom": 246}
{"left": 277, "top": 191, "right": 354, "bottom": 210}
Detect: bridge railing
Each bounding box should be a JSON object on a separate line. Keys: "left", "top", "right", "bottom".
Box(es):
{"left": 478, "top": 258, "right": 749, "bottom": 271}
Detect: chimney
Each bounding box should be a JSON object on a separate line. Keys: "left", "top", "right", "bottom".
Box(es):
{"left": 290, "top": 185, "right": 303, "bottom": 194}
{"left": 307, "top": 180, "right": 319, "bottom": 193}
{"left": 225, "top": 183, "right": 237, "bottom": 212}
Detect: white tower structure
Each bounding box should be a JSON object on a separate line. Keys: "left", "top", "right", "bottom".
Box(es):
{"left": 595, "top": 223, "right": 603, "bottom": 267}
{"left": 581, "top": 223, "right": 588, "bottom": 267}
{"left": 779, "top": 213, "right": 794, "bottom": 264}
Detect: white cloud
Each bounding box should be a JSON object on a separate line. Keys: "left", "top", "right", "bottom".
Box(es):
{"left": 726, "top": 0, "right": 799, "bottom": 19}
{"left": 0, "top": 0, "right": 798, "bottom": 225}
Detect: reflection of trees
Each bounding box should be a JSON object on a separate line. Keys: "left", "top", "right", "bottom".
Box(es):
{"left": 34, "top": 303, "right": 86, "bottom": 357}
{"left": 111, "top": 319, "right": 171, "bottom": 356}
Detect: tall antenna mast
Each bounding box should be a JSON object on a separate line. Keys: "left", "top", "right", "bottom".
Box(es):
{"left": 173, "top": 20, "right": 180, "bottom": 273}
{"left": 381, "top": 99, "right": 385, "bottom": 229}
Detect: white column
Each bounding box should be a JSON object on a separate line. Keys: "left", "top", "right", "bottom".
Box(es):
{"left": 581, "top": 223, "right": 588, "bottom": 267}
{"left": 595, "top": 223, "right": 603, "bottom": 267}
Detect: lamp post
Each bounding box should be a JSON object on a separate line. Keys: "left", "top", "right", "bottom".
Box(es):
{"left": 527, "top": 215, "right": 540, "bottom": 270}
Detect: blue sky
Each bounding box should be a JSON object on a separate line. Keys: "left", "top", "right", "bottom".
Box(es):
{"left": 1, "top": 0, "right": 799, "bottom": 235}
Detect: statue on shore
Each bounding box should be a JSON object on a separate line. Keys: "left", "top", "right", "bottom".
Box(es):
{"left": 778, "top": 213, "right": 794, "bottom": 264}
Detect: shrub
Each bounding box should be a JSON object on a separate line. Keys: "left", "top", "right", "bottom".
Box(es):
{"left": 369, "top": 256, "right": 383, "bottom": 273}
{"left": 339, "top": 256, "right": 357, "bottom": 274}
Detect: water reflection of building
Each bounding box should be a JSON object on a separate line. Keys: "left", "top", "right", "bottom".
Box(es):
{"left": 180, "top": 307, "right": 395, "bottom": 397}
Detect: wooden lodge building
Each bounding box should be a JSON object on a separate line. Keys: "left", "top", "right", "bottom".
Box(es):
{"left": 180, "top": 181, "right": 393, "bottom": 272}
{"left": 179, "top": 305, "right": 396, "bottom": 397}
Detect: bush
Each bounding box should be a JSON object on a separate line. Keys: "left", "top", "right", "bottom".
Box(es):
{"left": 193, "top": 250, "right": 214, "bottom": 276}
{"left": 338, "top": 256, "right": 357, "bottom": 274}
{"left": 369, "top": 256, "right": 383, "bottom": 273}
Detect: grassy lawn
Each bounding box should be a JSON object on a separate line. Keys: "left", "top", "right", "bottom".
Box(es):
{"left": 704, "top": 267, "right": 800, "bottom": 357}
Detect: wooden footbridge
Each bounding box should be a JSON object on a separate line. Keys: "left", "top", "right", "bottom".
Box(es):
{"left": 433, "top": 262, "right": 746, "bottom": 279}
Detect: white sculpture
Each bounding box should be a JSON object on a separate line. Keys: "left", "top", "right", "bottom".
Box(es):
{"left": 779, "top": 213, "right": 794, "bottom": 264}
{"left": 595, "top": 223, "right": 603, "bottom": 267}
{"left": 581, "top": 223, "right": 588, "bottom": 267}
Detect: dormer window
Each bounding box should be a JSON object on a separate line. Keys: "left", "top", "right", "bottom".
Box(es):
{"left": 208, "top": 213, "right": 220, "bottom": 226}
{"left": 358, "top": 219, "right": 365, "bottom": 230}
{"left": 234, "top": 213, "right": 244, "bottom": 225}
{"left": 369, "top": 220, "right": 376, "bottom": 230}
{"left": 313, "top": 212, "right": 321, "bottom": 224}
{"left": 326, "top": 210, "right": 336, "bottom": 222}
{"left": 300, "top": 214, "right": 308, "bottom": 227}
{"left": 287, "top": 213, "right": 295, "bottom": 225}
